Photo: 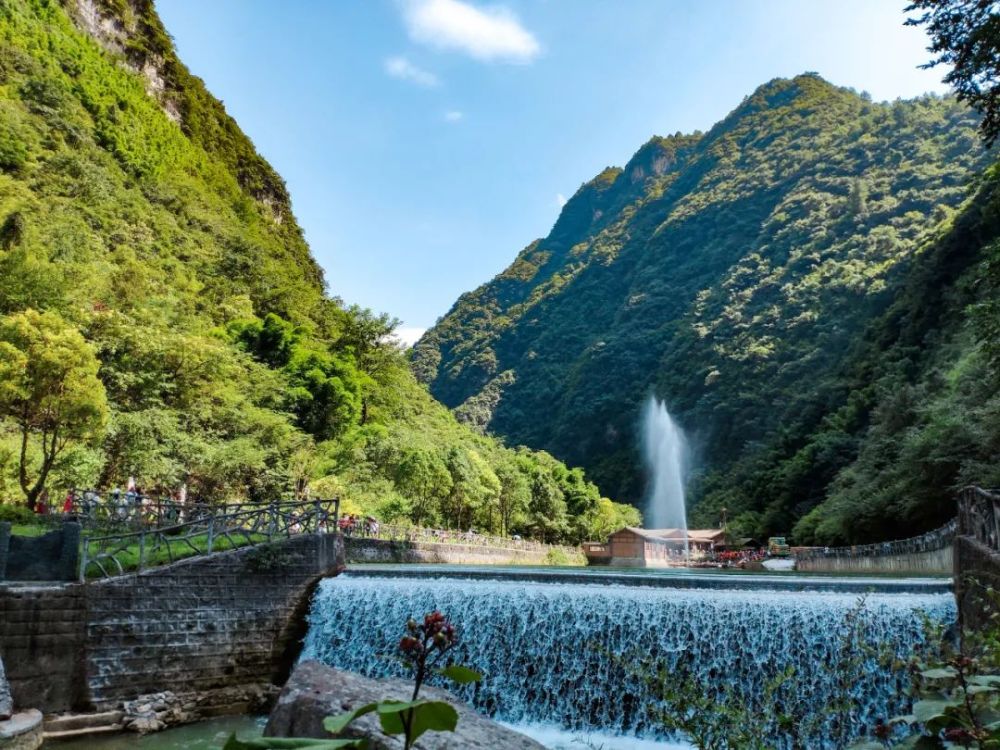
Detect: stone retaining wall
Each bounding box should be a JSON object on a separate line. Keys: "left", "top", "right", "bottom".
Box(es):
{"left": 0, "top": 523, "right": 80, "bottom": 582}
{"left": 0, "top": 533, "right": 344, "bottom": 715}
{"left": 343, "top": 536, "right": 568, "bottom": 565}
{"left": 954, "top": 535, "right": 1000, "bottom": 630}
{"left": 0, "top": 585, "right": 88, "bottom": 711}
{"left": 796, "top": 545, "right": 954, "bottom": 575}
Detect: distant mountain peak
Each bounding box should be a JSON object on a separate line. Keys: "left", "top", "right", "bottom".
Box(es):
{"left": 415, "top": 76, "right": 986, "bottom": 542}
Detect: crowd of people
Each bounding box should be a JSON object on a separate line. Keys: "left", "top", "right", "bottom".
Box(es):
{"left": 337, "top": 514, "right": 379, "bottom": 536}
{"left": 32, "top": 480, "right": 193, "bottom": 527}
{"left": 706, "top": 548, "right": 769, "bottom": 568}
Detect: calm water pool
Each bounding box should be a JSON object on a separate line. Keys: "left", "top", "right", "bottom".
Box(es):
{"left": 48, "top": 716, "right": 265, "bottom": 749}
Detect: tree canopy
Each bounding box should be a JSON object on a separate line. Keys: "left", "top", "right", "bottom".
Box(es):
{"left": 0, "top": 0, "right": 637, "bottom": 543}
{"left": 907, "top": 0, "right": 1000, "bottom": 146}
{"left": 0, "top": 309, "right": 108, "bottom": 508}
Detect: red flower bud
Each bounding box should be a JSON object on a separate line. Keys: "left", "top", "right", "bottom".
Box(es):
{"left": 873, "top": 719, "right": 890, "bottom": 740}
{"left": 399, "top": 636, "right": 422, "bottom": 655}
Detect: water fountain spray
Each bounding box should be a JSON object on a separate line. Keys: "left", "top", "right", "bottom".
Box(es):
{"left": 641, "top": 395, "right": 689, "bottom": 554}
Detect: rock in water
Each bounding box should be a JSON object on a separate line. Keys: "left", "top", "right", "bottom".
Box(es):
{"left": 0, "top": 656, "right": 12, "bottom": 720}
{"left": 266, "top": 661, "right": 545, "bottom": 749}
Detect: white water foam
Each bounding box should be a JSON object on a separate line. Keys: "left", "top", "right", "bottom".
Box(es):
{"left": 502, "top": 721, "right": 691, "bottom": 749}
{"left": 302, "top": 575, "right": 955, "bottom": 749}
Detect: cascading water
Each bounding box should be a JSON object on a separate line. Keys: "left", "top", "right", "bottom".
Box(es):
{"left": 641, "top": 396, "right": 688, "bottom": 538}
{"left": 302, "top": 575, "right": 955, "bottom": 748}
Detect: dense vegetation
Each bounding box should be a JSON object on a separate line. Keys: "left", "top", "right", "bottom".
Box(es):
{"left": 414, "top": 74, "right": 997, "bottom": 544}
{"left": 0, "top": 0, "right": 640, "bottom": 543}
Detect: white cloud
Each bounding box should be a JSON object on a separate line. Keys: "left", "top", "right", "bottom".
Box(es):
{"left": 401, "top": 0, "right": 540, "bottom": 63}
{"left": 444, "top": 110, "right": 464, "bottom": 122}
{"left": 556, "top": 193, "right": 567, "bottom": 208}
{"left": 392, "top": 326, "right": 427, "bottom": 348}
{"left": 383, "top": 56, "right": 440, "bottom": 87}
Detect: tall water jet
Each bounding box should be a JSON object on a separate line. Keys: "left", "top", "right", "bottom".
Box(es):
{"left": 641, "top": 396, "right": 688, "bottom": 539}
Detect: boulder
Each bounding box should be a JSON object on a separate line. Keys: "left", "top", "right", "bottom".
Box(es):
{"left": 0, "top": 657, "right": 12, "bottom": 721}
{"left": 0, "top": 709, "right": 42, "bottom": 750}
{"left": 266, "top": 661, "right": 545, "bottom": 749}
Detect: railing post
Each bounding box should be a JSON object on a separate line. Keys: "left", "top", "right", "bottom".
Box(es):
{"left": 138, "top": 530, "right": 146, "bottom": 572}
{"left": 207, "top": 517, "right": 215, "bottom": 554}
{"left": 79, "top": 536, "right": 88, "bottom": 583}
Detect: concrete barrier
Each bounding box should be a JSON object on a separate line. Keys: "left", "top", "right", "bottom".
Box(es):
{"left": 343, "top": 536, "right": 578, "bottom": 565}
{"left": 797, "top": 545, "right": 954, "bottom": 575}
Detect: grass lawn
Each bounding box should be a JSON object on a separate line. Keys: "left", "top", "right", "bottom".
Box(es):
{"left": 82, "top": 529, "right": 271, "bottom": 578}
{"left": 10, "top": 522, "right": 52, "bottom": 537}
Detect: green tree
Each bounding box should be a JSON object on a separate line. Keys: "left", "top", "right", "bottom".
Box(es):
{"left": 0, "top": 310, "right": 108, "bottom": 508}
{"left": 907, "top": 0, "right": 1000, "bottom": 146}
{"left": 394, "top": 449, "right": 452, "bottom": 526}
{"left": 494, "top": 459, "right": 531, "bottom": 536}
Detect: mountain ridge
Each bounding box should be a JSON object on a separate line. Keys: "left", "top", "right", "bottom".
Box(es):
{"left": 0, "top": 0, "right": 640, "bottom": 543}
{"left": 414, "top": 73, "right": 992, "bottom": 542}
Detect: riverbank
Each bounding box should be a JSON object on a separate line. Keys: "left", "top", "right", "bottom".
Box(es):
{"left": 45, "top": 714, "right": 690, "bottom": 749}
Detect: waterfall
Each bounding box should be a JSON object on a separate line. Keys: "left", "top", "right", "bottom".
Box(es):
{"left": 641, "top": 396, "right": 688, "bottom": 536}
{"left": 302, "top": 575, "right": 954, "bottom": 748}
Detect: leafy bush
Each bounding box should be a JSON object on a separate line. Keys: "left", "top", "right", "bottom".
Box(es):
{"left": 0, "top": 503, "right": 33, "bottom": 523}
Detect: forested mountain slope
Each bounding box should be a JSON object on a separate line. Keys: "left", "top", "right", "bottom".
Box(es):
{"left": 0, "top": 0, "right": 639, "bottom": 542}
{"left": 414, "top": 74, "right": 995, "bottom": 542}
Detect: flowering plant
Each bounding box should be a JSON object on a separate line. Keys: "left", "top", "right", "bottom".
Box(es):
{"left": 323, "top": 610, "right": 481, "bottom": 750}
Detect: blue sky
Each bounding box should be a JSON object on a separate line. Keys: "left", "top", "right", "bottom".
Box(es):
{"left": 157, "top": 0, "right": 949, "bottom": 343}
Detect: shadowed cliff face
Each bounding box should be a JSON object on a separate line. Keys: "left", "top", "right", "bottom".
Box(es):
{"left": 413, "top": 74, "right": 989, "bottom": 530}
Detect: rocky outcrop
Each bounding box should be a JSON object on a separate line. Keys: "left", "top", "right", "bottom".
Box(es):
{"left": 121, "top": 691, "right": 192, "bottom": 734}
{"left": 0, "top": 709, "right": 42, "bottom": 750}
{"left": 266, "top": 661, "right": 545, "bottom": 749}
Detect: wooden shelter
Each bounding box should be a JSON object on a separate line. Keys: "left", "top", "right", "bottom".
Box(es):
{"left": 582, "top": 526, "right": 727, "bottom": 567}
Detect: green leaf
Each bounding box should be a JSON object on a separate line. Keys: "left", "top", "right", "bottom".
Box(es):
{"left": 223, "top": 734, "right": 366, "bottom": 749}
{"left": 846, "top": 742, "right": 885, "bottom": 749}
{"left": 323, "top": 703, "right": 378, "bottom": 735}
{"left": 967, "top": 683, "right": 999, "bottom": 695}
{"left": 913, "top": 698, "right": 961, "bottom": 723}
{"left": 969, "top": 675, "right": 1000, "bottom": 687}
{"left": 375, "top": 699, "right": 459, "bottom": 743}
{"left": 920, "top": 667, "right": 958, "bottom": 680}
{"left": 437, "top": 665, "right": 482, "bottom": 685}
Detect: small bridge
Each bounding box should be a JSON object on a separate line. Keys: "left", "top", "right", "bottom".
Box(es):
{"left": 79, "top": 499, "right": 340, "bottom": 580}
{"left": 0, "top": 499, "right": 340, "bottom": 583}
{"left": 954, "top": 486, "right": 1000, "bottom": 627}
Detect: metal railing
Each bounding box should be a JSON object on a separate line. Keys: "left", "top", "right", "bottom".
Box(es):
{"left": 796, "top": 518, "right": 957, "bottom": 561}
{"left": 42, "top": 491, "right": 306, "bottom": 533}
{"left": 341, "top": 521, "right": 579, "bottom": 556}
{"left": 79, "top": 498, "right": 339, "bottom": 581}
{"left": 958, "top": 486, "right": 1000, "bottom": 553}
